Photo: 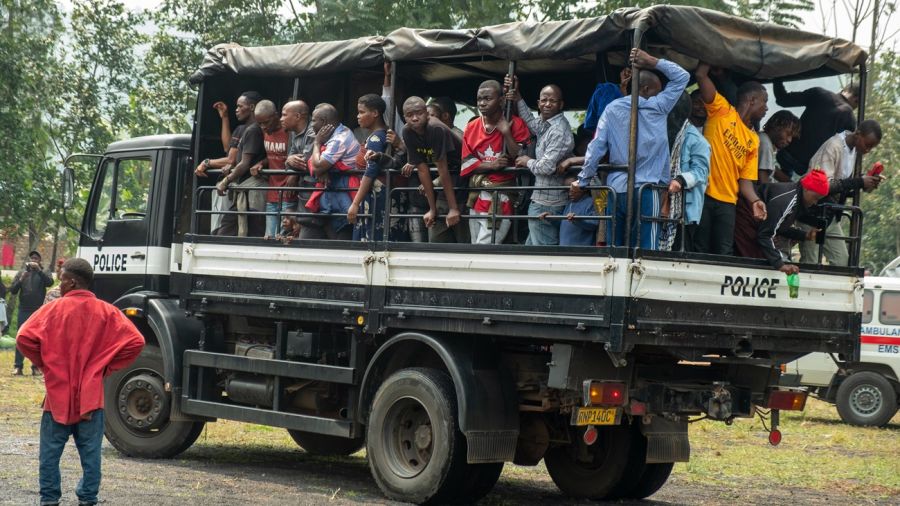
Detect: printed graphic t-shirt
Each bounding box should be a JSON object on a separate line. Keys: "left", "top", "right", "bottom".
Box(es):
{"left": 703, "top": 92, "right": 759, "bottom": 204}
{"left": 264, "top": 128, "right": 292, "bottom": 203}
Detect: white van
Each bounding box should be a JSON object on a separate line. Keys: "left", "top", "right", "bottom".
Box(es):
{"left": 787, "top": 276, "right": 900, "bottom": 426}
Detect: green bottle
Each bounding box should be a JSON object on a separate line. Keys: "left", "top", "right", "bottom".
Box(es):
{"left": 787, "top": 273, "right": 799, "bottom": 299}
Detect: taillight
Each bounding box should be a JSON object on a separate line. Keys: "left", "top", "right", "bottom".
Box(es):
{"left": 583, "top": 381, "right": 627, "bottom": 406}
{"left": 767, "top": 389, "right": 808, "bottom": 411}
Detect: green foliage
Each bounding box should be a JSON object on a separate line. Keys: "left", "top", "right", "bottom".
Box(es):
{"left": 860, "top": 49, "right": 900, "bottom": 272}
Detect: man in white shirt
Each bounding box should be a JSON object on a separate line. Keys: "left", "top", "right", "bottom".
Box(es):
{"left": 800, "top": 120, "right": 883, "bottom": 265}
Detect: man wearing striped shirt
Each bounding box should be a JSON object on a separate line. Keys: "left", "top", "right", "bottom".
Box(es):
{"left": 576, "top": 49, "right": 689, "bottom": 249}
{"left": 506, "top": 77, "right": 575, "bottom": 245}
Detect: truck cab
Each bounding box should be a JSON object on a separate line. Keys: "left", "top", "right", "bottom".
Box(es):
{"left": 786, "top": 276, "right": 900, "bottom": 426}
{"left": 75, "top": 135, "right": 192, "bottom": 302}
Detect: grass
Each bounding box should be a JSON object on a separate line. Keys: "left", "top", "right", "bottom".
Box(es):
{"left": 2, "top": 349, "right": 898, "bottom": 501}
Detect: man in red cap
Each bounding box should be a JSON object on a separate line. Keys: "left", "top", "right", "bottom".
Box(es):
{"left": 16, "top": 257, "right": 145, "bottom": 506}
{"left": 733, "top": 169, "right": 830, "bottom": 273}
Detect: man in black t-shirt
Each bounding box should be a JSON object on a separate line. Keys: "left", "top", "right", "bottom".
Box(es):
{"left": 214, "top": 93, "right": 268, "bottom": 237}
{"left": 196, "top": 91, "right": 262, "bottom": 234}
{"left": 400, "top": 96, "right": 468, "bottom": 243}
{"left": 773, "top": 81, "right": 859, "bottom": 178}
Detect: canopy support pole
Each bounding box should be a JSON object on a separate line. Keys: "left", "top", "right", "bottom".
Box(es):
{"left": 624, "top": 28, "right": 646, "bottom": 251}
{"left": 849, "top": 63, "right": 867, "bottom": 267}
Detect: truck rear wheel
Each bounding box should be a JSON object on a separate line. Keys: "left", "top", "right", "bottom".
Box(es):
{"left": 836, "top": 371, "right": 898, "bottom": 427}
{"left": 544, "top": 423, "right": 631, "bottom": 500}
{"left": 366, "top": 367, "right": 486, "bottom": 504}
{"left": 607, "top": 421, "right": 674, "bottom": 500}
{"left": 287, "top": 430, "right": 365, "bottom": 456}
{"left": 104, "top": 351, "right": 205, "bottom": 458}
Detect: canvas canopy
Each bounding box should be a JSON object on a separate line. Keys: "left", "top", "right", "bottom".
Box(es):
{"left": 190, "top": 5, "right": 866, "bottom": 84}
{"left": 189, "top": 36, "right": 385, "bottom": 84}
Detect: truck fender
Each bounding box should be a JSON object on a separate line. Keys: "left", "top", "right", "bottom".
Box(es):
{"left": 112, "top": 292, "right": 203, "bottom": 390}
{"left": 358, "top": 332, "right": 519, "bottom": 463}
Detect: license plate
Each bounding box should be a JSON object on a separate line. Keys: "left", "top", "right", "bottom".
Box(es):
{"left": 571, "top": 407, "right": 620, "bottom": 426}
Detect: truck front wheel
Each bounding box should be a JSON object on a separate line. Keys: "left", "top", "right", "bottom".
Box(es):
{"left": 835, "top": 371, "right": 899, "bottom": 427}
{"left": 104, "top": 351, "right": 205, "bottom": 458}
{"left": 367, "top": 367, "right": 488, "bottom": 504}
{"left": 544, "top": 423, "right": 631, "bottom": 500}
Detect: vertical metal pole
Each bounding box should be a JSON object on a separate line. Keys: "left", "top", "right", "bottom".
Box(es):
{"left": 502, "top": 61, "right": 516, "bottom": 244}
{"left": 624, "top": 30, "right": 645, "bottom": 250}
{"left": 384, "top": 60, "right": 398, "bottom": 244}
{"left": 387, "top": 60, "right": 397, "bottom": 131}
{"left": 849, "top": 64, "right": 867, "bottom": 267}
{"left": 192, "top": 83, "right": 205, "bottom": 235}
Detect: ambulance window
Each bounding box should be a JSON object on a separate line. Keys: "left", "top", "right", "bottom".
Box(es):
{"left": 862, "top": 290, "right": 873, "bottom": 324}
{"left": 880, "top": 292, "right": 900, "bottom": 325}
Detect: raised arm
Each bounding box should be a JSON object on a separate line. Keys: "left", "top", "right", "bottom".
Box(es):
{"left": 772, "top": 80, "right": 806, "bottom": 108}
{"left": 694, "top": 63, "right": 716, "bottom": 104}
{"left": 632, "top": 50, "right": 688, "bottom": 114}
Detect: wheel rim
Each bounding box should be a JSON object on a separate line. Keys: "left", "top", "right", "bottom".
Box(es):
{"left": 381, "top": 396, "right": 434, "bottom": 478}
{"left": 116, "top": 370, "right": 170, "bottom": 433}
{"left": 849, "top": 384, "right": 883, "bottom": 416}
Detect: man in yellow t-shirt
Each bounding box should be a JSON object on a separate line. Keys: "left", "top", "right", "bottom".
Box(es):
{"left": 692, "top": 63, "right": 768, "bottom": 255}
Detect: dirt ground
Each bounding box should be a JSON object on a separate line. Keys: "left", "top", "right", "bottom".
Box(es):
{"left": 1, "top": 351, "right": 898, "bottom": 505}
{"left": 1, "top": 429, "right": 891, "bottom": 506}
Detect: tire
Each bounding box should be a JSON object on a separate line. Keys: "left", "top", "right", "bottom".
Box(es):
{"left": 629, "top": 462, "right": 674, "bottom": 499}
{"left": 835, "top": 371, "right": 899, "bottom": 427}
{"left": 366, "top": 367, "right": 476, "bottom": 504}
{"left": 607, "top": 421, "right": 674, "bottom": 500}
{"left": 287, "top": 430, "right": 365, "bottom": 456}
{"left": 104, "top": 351, "right": 206, "bottom": 458}
{"left": 458, "top": 462, "right": 504, "bottom": 503}
{"left": 544, "top": 423, "right": 632, "bottom": 500}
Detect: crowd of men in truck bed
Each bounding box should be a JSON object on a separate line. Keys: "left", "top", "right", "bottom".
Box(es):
{"left": 195, "top": 49, "right": 887, "bottom": 273}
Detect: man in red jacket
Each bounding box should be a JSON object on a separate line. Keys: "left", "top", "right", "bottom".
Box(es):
{"left": 16, "top": 258, "right": 145, "bottom": 506}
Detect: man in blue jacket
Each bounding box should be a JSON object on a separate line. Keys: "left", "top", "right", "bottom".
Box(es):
{"left": 660, "top": 90, "right": 711, "bottom": 252}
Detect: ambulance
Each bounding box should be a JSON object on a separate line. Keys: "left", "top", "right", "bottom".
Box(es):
{"left": 787, "top": 276, "right": 900, "bottom": 426}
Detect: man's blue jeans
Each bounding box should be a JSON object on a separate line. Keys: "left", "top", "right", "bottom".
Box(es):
{"left": 525, "top": 201, "right": 565, "bottom": 245}
{"left": 39, "top": 409, "right": 104, "bottom": 505}
{"left": 265, "top": 201, "right": 296, "bottom": 238}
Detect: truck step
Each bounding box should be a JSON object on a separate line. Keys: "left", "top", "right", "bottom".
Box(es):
{"left": 183, "top": 350, "right": 356, "bottom": 384}
{"left": 181, "top": 398, "right": 352, "bottom": 437}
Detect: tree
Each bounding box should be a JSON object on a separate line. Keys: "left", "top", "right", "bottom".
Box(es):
{"left": 0, "top": 0, "right": 66, "bottom": 249}
{"left": 860, "top": 49, "right": 900, "bottom": 271}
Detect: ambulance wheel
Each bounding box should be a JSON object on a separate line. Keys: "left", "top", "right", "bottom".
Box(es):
{"left": 836, "top": 371, "right": 898, "bottom": 427}
{"left": 287, "top": 430, "right": 365, "bottom": 456}
{"left": 544, "top": 423, "right": 631, "bottom": 499}
{"left": 104, "top": 351, "right": 205, "bottom": 458}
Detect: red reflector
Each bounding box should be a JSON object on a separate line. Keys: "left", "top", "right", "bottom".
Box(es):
{"left": 588, "top": 382, "right": 627, "bottom": 406}
{"left": 768, "top": 429, "right": 782, "bottom": 446}
{"left": 767, "top": 390, "right": 808, "bottom": 411}
{"left": 628, "top": 400, "right": 647, "bottom": 416}
{"left": 583, "top": 425, "right": 598, "bottom": 446}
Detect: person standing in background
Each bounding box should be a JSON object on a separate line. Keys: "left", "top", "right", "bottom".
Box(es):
{"left": 10, "top": 250, "right": 53, "bottom": 376}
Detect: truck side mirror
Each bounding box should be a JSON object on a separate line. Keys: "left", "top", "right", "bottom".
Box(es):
{"left": 62, "top": 166, "right": 75, "bottom": 210}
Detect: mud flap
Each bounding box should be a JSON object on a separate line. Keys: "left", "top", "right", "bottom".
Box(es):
{"left": 640, "top": 417, "right": 690, "bottom": 463}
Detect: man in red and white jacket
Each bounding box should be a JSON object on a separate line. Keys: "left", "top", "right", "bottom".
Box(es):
{"left": 16, "top": 258, "right": 145, "bottom": 506}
